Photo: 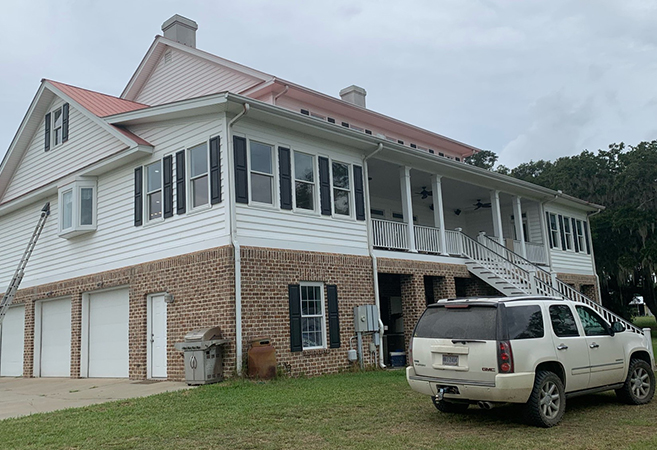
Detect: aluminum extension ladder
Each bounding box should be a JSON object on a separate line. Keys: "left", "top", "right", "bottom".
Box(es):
{"left": 0, "top": 202, "right": 50, "bottom": 327}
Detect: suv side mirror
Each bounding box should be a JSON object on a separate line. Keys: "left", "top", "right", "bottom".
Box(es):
{"left": 611, "top": 321, "right": 625, "bottom": 335}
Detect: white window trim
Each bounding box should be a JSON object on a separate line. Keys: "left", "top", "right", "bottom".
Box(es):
{"left": 562, "top": 216, "right": 574, "bottom": 251}
{"left": 330, "top": 159, "right": 354, "bottom": 219}
{"left": 187, "top": 141, "right": 211, "bottom": 212}
{"left": 145, "top": 160, "right": 164, "bottom": 224}
{"left": 247, "top": 139, "right": 277, "bottom": 207}
{"left": 548, "top": 213, "right": 559, "bottom": 249}
{"left": 51, "top": 106, "right": 63, "bottom": 148}
{"left": 292, "top": 150, "right": 319, "bottom": 213}
{"left": 575, "top": 219, "right": 586, "bottom": 252}
{"left": 300, "top": 282, "right": 327, "bottom": 350}
{"left": 58, "top": 179, "right": 97, "bottom": 238}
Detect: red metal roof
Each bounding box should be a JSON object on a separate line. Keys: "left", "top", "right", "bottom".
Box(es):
{"left": 46, "top": 80, "right": 149, "bottom": 117}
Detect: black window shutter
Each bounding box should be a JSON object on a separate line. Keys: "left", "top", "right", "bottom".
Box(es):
{"left": 584, "top": 222, "right": 591, "bottom": 254}
{"left": 279, "top": 147, "right": 292, "bottom": 210}
{"left": 175, "top": 150, "right": 186, "bottom": 215}
{"left": 210, "top": 136, "right": 221, "bottom": 204}
{"left": 62, "top": 103, "right": 69, "bottom": 143}
{"left": 572, "top": 218, "right": 579, "bottom": 252}
{"left": 319, "top": 156, "right": 331, "bottom": 215}
{"left": 558, "top": 215, "right": 566, "bottom": 250}
{"left": 288, "top": 284, "right": 302, "bottom": 352}
{"left": 546, "top": 212, "right": 553, "bottom": 248}
{"left": 163, "top": 155, "right": 173, "bottom": 218}
{"left": 353, "top": 165, "right": 365, "bottom": 221}
{"left": 327, "top": 285, "right": 340, "bottom": 348}
{"left": 134, "top": 167, "right": 143, "bottom": 226}
{"left": 234, "top": 136, "right": 249, "bottom": 204}
{"left": 44, "top": 113, "right": 51, "bottom": 152}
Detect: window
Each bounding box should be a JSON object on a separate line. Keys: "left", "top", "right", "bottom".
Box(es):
{"left": 575, "top": 220, "right": 586, "bottom": 251}
{"left": 58, "top": 179, "right": 97, "bottom": 238}
{"left": 250, "top": 141, "right": 274, "bottom": 204}
{"left": 300, "top": 283, "right": 325, "bottom": 349}
{"left": 511, "top": 214, "right": 530, "bottom": 243}
{"left": 44, "top": 103, "right": 69, "bottom": 151}
{"left": 332, "top": 162, "right": 351, "bottom": 216}
{"left": 415, "top": 305, "right": 498, "bottom": 340}
{"left": 562, "top": 216, "right": 573, "bottom": 250}
{"left": 576, "top": 306, "right": 610, "bottom": 336}
{"left": 549, "top": 305, "right": 580, "bottom": 337}
{"left": 189, "top": 143, "right": 209, "bottom": 208}
{"left": 53, "top": 108, "right": 63, "bottom": 146}
{"left": 146, "top": 161, "right": 162, "bottom": 220}
{"left": 294, "top": 152, "right": 315, "bottom": 210}
{"left": 547, "top": 213, "right": 559, "bottom": 249}
{"left": 505, "top": 305, "right": 544, "bottom": 339}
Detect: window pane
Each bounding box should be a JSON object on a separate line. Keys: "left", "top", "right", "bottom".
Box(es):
{"left": 250, "top": 142, "right": 272, "bottom": 174}
{"left": 302, "top": 317, "right": 323, "bottom": 348}
{"left": 189, "top": 143, "right": 208, "bottom": 178}
{"left": 332, "top": 162, "right": 349, "bottom": 189}
{"left": 80, "top": 188, "right": 94, "bottom": 225}
{"left": 192, "top": 175, "right": 209, "bottom": 207}
{"left": 415, "top": 306, "right": 498, "bottom": 340}
{"left": 146, "top": 161, "right": 161, "bottom": 192}
{"left": 62, "top": 190, "right": 72, "bottom": 229}
{"left": 149, "top": 191, "right": 162, "bottom": 219}
{"left": 333, "top": 189, "right": 350, "bottom": 215}
{"left": 576, "top": 306, "right": 609, "bottom": 336}
{"left": 54, "top": 109, "right": 62, "bottom": 127}
{"left": 505, "top": 305, "right": 544, "bottom": 339}
{"left": 295, "top": 182, "right": 314, "bottom": 210}
{"left": 295, "top": 153, "right": 314, "bottom": 182}
{"left": 251, "top": 173, "right": 272, "bottom": 204}
{"left": 549, "top": 305, "right": 579, "bottom": 337}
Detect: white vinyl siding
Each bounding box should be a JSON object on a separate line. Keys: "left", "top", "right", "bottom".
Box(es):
{"left": 547, "top": 206, "right": 595, "bottom": 275}
{"left": 3, "top": 98, "right": 126, "bottom": 203}
{"left": 135, "top": 47, "right": 264, "bottom": 106}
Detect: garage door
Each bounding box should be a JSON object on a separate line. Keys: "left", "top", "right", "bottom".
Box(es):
{"left": 87, "top": 289, "right": 129, "bottom": 378}
{"left": 39, "top": 298, "right": 71, "bottom": 377}
{"left": 0, "top": 305, "right": 25, "bottom": 376}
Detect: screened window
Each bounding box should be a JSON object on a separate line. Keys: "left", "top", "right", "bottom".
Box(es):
{"left": 562, "top": 216, "right": 573, "bottom": 250}
{"left": 300, "top": 283, "right": 325, "bottom": 349}
{"left": 548, "top": 213, "right": 559, "bottom": 248}
{"left": 250, "top": 141, "right": 274, "bottom": 204}
{"left": 505, "top": 305, "right": 544, "bottom": 339}
{"left": 576, "top": 306, "right": 610, "bottom": 336}
{"left": 294, "top": 152, "right": 315, "bottom": 210}
{"left": 332, "top": 162, "right": 351, "bottom": 216}
{"left": 549, "top": 305, "right": 579, "bottom": 337}
{"left": 575, "top": 220, "right": 586, "bottom": 252}
{"left": 80, "top": 187, "right": 94, "bottom": 225}
{"left": 146, "top": 161, "right": 162, "bottom": 220}
{"left": 189, "top": 143, "right": 209, "bottom": 208}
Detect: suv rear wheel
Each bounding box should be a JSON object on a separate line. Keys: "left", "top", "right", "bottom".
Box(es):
{"left": 616, "top": 359, "right": 655, "bottom": 405}
{"left": 525, "top": 371, "right": 565, "bottom": 427}
{"left": 432, "top": 396, "right": 469, "bottom": 413}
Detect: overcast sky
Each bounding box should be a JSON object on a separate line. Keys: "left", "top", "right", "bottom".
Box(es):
{"left": 2, "top": 0, "right": 657, "bottom": 169}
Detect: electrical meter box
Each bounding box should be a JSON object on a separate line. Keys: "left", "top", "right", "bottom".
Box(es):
{"left": 354, "top": 305, "right": 378, "bottom": 332}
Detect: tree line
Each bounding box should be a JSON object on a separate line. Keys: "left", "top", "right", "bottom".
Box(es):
{"left": 466, "top": 143, "right": 657, "bottom": 318}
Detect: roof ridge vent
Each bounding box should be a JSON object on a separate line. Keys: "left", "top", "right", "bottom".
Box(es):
{"left": 162, "top": 15, "right": 198, "bottom": 48}
{"left": 339, "top": 85, "right": 367, "bottom": 108}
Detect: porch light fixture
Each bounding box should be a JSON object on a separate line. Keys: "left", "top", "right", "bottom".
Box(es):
{"left": 164, "top": 292, "right": 175, "bottom": 303}
{"left": 454, "top": 209, "right": 462, "bottom": 216}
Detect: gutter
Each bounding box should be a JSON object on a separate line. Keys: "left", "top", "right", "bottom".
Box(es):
{"left": 363, "top": 143, "right": 386, "bottom": 369}
{"left": 226, "top": 103, "right": 250, "bottom": 375}
{"left": 273, "top": 85, "right": 289, "bottom": 105}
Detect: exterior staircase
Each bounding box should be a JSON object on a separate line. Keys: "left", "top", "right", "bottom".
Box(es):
{"left": 458, "top": 231, "right": 644, "bottom": 336}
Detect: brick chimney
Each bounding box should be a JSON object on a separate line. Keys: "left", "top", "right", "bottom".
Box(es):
{"left": 339, "top": 85, "right": 367, "bottom": 108}
{"left": 162, "top": 15, "right": 198, "bottom": 48}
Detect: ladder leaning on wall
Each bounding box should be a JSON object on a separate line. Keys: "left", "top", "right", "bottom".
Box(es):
{"left": 0, "top": 202, "right": 50, "bottom": 327}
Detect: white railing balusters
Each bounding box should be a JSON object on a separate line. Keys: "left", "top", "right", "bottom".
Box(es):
{"left": 414, "top": 225, "right": 442, "bottom": 253}
{"left": 372, "top": 218, "right": 408, "bottom": 250}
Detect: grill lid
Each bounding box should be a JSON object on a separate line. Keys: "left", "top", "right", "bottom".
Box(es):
{"left": 184, "top": 326, "right": 223, "bottom": 342}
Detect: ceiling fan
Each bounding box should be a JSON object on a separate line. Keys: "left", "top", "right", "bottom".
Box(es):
{"left": 416, "top": 187, "right": 432, "bottom": 199}
{"left": 473, "top": 199, "right": 492, "bottom": 210}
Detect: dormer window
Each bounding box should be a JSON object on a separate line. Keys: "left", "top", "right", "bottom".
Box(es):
{"left": 45, "top": 103, "right": 69, "bottom": 151}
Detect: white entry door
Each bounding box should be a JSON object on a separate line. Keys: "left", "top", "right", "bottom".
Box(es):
{"left": 0, "top": 305, "right": 25, "bottom": 376}
{"left": 38, "top": 298, "right": 71, "bottom": 377}
{"left": 87, "top": 289, "right": 129, "bottom": 378}
{"left": 149, "top": 294, "right": 167, "bottom": 378}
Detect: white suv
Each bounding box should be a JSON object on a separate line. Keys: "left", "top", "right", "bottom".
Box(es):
{"left": 406, "top": 296, "right": 655, "bottom": 427}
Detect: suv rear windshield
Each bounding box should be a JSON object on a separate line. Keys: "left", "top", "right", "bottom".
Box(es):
{"left": 414, "top": 305, "right": 498, "bottom": 340}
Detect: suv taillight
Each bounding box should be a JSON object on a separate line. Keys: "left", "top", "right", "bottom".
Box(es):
{"left": 497, "top": 340, "right": 514, "bottom": 373}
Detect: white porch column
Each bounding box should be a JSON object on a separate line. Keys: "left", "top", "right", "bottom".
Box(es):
{"left": 512, "top": 196, "right": 527, "bottom": 258}
{"left": 431, "top": 174, "right": 448, "bottom": 255}
{"left": 490, "top": 190, "right": 504, "bottom": 245}
{"left": 400, "top": 166, "right": 416, "bottom": 252}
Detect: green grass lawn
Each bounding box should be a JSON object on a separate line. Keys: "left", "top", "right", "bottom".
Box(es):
{"left": 634, "top": 315, "right": 657, "bottom": 352}
{"left": 1, "top": 367, "right": 657, "bottom": 450}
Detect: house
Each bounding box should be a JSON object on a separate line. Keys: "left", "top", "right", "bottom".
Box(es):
{"left": 0, "top": 15, "right": 603, "bottom": 380}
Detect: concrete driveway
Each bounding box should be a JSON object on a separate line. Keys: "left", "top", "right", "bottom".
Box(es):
{"left": 0, "top": 377, "right": 190, "bottom": 420}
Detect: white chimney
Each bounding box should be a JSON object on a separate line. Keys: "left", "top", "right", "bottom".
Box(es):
{"left": 339, "top": 85, "right": 367, "bottom": 108}
{"left": 162, "top": 15, "right": 198, "bottom": 48}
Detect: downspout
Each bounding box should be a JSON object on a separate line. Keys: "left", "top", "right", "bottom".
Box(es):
{"left": 227, "top": 103, "right": 250, "bottom": 375}
{"left": 273, "top": 85, "right": 289, "bottom": 105}
{"left": 363, "top": 143, "right": 386, "bottom": 368}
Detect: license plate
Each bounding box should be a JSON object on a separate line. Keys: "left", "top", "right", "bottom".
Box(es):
{"left": 442, "top": 354, "right": 458, "bottom": 366}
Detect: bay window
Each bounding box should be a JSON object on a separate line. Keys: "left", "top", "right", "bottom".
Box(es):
{"left": 58, "top": 179, "right": 97, "bottom": 238}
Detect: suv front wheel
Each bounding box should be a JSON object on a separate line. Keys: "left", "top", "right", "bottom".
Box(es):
{"left": 525, "top": 371, "right": 565, "bottom": 427}
{"left": 616, "top": 359, "right": 655, "bottom": 405}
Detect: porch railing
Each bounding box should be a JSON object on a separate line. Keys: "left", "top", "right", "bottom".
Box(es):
{"left": 414, "top": 225, "right": 442, "bottom": 254}
{"left": 445, "top": 229, "right": 463, "bottom": 255}
{"left": 371, "top": 219, "right": 408, "bottom": 250}
{"left": 512, "top": 239, "right": 548, "bottom": 265}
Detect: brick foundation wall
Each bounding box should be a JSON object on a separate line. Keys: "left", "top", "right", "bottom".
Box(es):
{"left": 556, "top": 273, "right": 600, "bottom": 303}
